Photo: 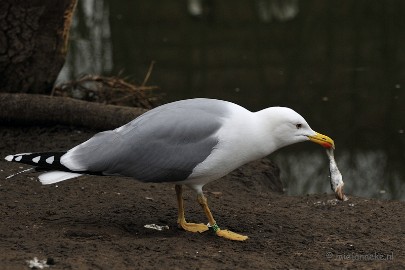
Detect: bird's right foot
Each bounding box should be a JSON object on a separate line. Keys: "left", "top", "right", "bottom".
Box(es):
{"left": 177, "top": 219, "right": 209, "bottom": 233}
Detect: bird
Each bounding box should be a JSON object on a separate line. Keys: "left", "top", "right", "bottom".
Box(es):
{"left": 4, "top": 98, "right": 334, "bottom": 241}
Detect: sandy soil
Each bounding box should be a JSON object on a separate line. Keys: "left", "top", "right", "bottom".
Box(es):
{"left": 0, "top": 126, "right": 404, "bottom": 269}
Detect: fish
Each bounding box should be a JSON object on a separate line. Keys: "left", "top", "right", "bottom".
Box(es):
{"left": 325, "top": 148, "right": 348, "bottom": 201}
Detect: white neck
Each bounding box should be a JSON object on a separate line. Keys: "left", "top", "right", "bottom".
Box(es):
{"left": 251, "top": 109, "right": 285, "bottom": 156}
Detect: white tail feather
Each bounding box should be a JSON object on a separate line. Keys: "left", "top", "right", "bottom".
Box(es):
{"left": 38, "top": 171, "right": 83, "bottom": 185}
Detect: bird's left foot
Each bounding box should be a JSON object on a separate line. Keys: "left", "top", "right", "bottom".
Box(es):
{"left": 216, "top": 229, "right": 248, "bottom": 241}
{"left": 209, "top": 223, "right": 248, "bottom": 241}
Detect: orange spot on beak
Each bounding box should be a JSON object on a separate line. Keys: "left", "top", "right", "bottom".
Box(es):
{"left": 308, "top": 132, "right": 335, "bottom": 149}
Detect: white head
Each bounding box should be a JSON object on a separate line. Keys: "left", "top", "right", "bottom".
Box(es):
{"left": 256, "top": 107, "right": 334, "bottom": 152}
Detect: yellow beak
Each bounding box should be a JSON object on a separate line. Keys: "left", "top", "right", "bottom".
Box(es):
{"left": 308, "top": 132, "right": 335, "bottom": 149}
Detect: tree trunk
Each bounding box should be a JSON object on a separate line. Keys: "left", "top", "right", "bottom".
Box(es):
{"left": 0, "top": 0, "right": 77, "bottom": 94}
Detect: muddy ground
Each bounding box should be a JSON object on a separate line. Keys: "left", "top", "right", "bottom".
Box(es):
{"left": 0, "top": 125, "right": 404, "bottom": 269}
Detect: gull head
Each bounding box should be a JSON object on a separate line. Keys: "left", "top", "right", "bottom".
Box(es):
{"left": 257, "top": 107, "right": 335, "bottom": 150}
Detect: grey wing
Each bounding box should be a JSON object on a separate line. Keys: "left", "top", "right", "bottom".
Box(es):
{"left": 61, "top": 99, "right": 229, "bottom": 182}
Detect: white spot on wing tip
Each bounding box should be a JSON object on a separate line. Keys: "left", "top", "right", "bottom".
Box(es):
{"left": 5, "top": 153, "right": 33, "bottom": 162}
{"left": 32, "top": 156, "right": 41, "bottom": 163}
{"left": 46, "top": 156, "right": 54, "bottom": 164}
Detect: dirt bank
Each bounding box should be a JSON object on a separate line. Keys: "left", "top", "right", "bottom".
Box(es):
{"left": 0, "top": 126, "right": 403, "bottom": 269}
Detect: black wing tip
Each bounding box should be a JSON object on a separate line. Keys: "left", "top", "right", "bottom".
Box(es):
{"left": 6, "top": 152, "right": 105, "bottom": 176}
{"left": 4, "top": 152, "right": 67, "bottom": 169}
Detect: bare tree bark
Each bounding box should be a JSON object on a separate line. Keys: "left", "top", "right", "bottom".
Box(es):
{"left": 0, "top": 93, "right": 147, "bottom": 130}
{"left": 0, "top": 0, "right": 77, "bottom": 94}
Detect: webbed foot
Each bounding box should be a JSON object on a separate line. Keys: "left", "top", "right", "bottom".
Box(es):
{"left": 178, "top": 219, "right": 209, "bottom": 233}
{"left": 216, "top": 229, "right": 248, "bottom": 241}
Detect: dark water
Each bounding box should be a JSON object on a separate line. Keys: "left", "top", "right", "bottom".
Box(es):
{"left": 58, "top": 0, "right": 405, "bottom": 200}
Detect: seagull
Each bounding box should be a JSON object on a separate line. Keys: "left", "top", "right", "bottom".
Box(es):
{"left": 4, "top": 98, "right": 334, "bottom": 241}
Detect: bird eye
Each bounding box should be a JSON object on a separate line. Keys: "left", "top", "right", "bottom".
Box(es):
{"left": 296, "top": 123, "right": 302, "bottom": 129}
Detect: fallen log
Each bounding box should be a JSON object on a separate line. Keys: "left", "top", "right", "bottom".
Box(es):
{"left": 0, "top": 93, "right": 148, "bottom": 130}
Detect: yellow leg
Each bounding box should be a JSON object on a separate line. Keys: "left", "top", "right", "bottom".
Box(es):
{"left": 175, "top": 185, "right": 208, "bottom": 233}
{"left": 197, "top": 193, "right": 248, "bottom": 241}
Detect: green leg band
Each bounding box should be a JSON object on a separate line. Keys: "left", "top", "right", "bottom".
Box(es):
{"left": 210, "top": 223, "right": 220, "bottom": 232}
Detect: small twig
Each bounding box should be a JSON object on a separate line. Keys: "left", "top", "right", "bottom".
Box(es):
{"left": 6, "top": 168, "right": 34, "bottom": 179}
{"left": 141, "top": 61, "right": 156, "bottom": 87}
{"left": 50, "top": 85, "right": 56, "bottom": 96}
